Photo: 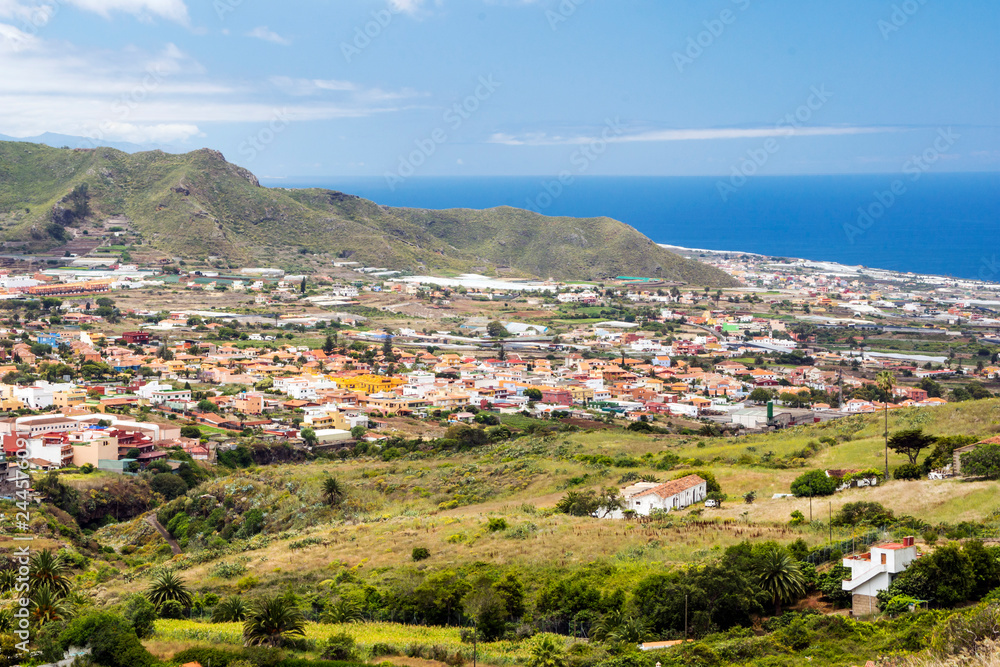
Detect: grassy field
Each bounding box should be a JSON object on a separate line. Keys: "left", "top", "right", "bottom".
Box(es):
{"left": 151, "top": 619, "right": 533, "bottom": 665}
{"left": 89, "top": 399, "right": 1000, "bottom": 614}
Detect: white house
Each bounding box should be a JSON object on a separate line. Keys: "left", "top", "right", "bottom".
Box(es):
{"left": 841, "top": 537, "right": 918, "bottom": 616}
{"left": 607, "top": 474, "right": 707, "bottom": 519}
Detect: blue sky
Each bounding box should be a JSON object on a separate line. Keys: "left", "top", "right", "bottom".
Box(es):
{"left": 0, "top": 0, "right": 997, "bottom": 179}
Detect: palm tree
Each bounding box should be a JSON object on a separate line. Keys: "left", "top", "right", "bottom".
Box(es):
{"left": 29, "top": 585, "right": 74, "bottom": 625}
{"left": 322, "top": 476, "right": 345, "bottom": 507}
{"left": 29, "top": 550, "right": 71, "bottom": 598}
{"left": 0, "top": 568, "right": 16, "bottom": 594}
{"left": 243, "top": 595, "right": 307, "bottom": 648}
{"left": 607, "top": 617, "right": 649, "bottom": 645}
{"left": 321, "top": 597, "right": 363, "bottom": 624}
{"left": 146, "top": 570, "right": 193, "bottom": 608}
{"left": 757, "top": 547, "right": 806, "bottom": 615}
{"left": 876, "top": 370, "right": 896, "bottom": 479}
{"left": 590, "top": 608, "right": 627, "bottom": 642}
{"left": 527, "top": 634, "right": 567, "bottom": 667}
{"left": 212, "top": 595, "right": 248, "bottom": 622}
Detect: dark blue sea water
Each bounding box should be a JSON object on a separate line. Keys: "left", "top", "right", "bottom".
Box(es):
{"left": 263, "top": 174, "right": 1000, "bottom": 281}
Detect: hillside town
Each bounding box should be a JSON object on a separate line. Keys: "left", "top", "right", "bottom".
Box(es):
{"left": 0, "top": 252, "right": 996, "bottom": 476}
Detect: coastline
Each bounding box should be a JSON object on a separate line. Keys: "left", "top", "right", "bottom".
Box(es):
{"left": 660, "top": 243, "right": 1000, "bottom": 288}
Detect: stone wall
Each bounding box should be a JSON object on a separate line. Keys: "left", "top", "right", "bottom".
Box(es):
{"left": 852, "top": 593, "right": 878, "bottom": 616}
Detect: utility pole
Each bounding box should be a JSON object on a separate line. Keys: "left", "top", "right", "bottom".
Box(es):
{"left": 829, "top": 502, "right": 833, "bottom": 543}
{"left": 884, "top": 400, "right": 889, "bottom": 480}
{"left": 838, "top": 367, "right": 843, "bottom": 407}
{"left": 684, "top": 594, "right": 688, "bottom": 639}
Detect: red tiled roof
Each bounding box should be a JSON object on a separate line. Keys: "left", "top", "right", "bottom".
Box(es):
{"left": 634, "top": 474, "right": 706, "bottom": 499}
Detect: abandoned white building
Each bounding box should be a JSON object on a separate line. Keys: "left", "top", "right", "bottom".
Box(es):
{"left": 608, "top": 474, "right": 707, "bottom": 519}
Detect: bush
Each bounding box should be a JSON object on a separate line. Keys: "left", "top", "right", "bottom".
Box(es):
{"left": 831, "top": 501, "right": 895, "bottom": 527}
{"left": 172, "top": 647, "right": 246, "bottom": 667}
{"left": 150, "top": 473, "right": 188, "bottom": 501}
{"left": 894, "top": 463, "right": 923, "bottom": 480}
{"left": 882, "top": 595, "right": 919, "bottom": 615}
{"left": 119, "top": 594, "right": 156, "bottom": 639}
{"left": 960, "top": 444, "right": 1000, "bottom": 479}
{"left": 321, "top": 632, "right": 357, "bottom": 661}
{"left": 790, "top": 470, "right": 837, "bottom": 497}
{"left": 211, "top": 560, "right": 249, "bottom": 579}
{"left": 486, "top": 518, "right": 508, "bottom": 532}
{"left": 371, "top": 642, "right": 399, "bottom": 657}
{"left": 59, "top": 612, "right": 156, "bottom": 667}
{"left": 159, "top": 599, "right": 185, "bottom": 619}
{"left": 412, "top": 547, "right": 431, "bottom": 561}
{"left": 930, "top": 601, "right": 1000, "bottom": 655}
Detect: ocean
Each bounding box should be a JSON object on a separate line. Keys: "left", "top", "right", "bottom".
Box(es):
{"left": 262, "top": 173, "right": 1000, "bottom": 281}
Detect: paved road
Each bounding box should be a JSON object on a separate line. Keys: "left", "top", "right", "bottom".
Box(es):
{"left": 145, "top": 514, "right": 183, "bottom": 555}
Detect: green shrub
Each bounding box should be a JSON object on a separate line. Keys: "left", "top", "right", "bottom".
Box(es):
{"left": 894, "top": 464, "right": 922, "bottom": 480}
{"left": 118, "top": 594, "right": 156, "bottom": 639}
{"left": 321, "top": 632, "right": 357, "bottom": 661}
{"left": 59, "top": 612, "right": 156, "bottom": 667}
{"left": 832, "top": 501, "right": 895, "bottom": 527}
{"left": 486, "top": 518, "right": 508, "bottom": 532}
{"left": 171, "top": 647, "right": 246, "bottom": 667}
{"left": 790, "top": 470, "right": 837, "bottom": 497}
{"left": 371, "top": 642, "right": 399, "bottom": 657}
{"left": 211, "top": 560, "right": 249, "bottom": 579}
{"left": 158, "top": 599, "right": 185, "bottom": 619}
{"left": 882, "top": 595, "right": 919, "bottom": 615}
{"left": 412, "top": 547, "right": 431, "bottom": 561}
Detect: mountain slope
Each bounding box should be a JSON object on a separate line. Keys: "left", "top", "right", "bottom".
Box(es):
{"left": 0, "top": 141, "right": 737, "bottom": 285}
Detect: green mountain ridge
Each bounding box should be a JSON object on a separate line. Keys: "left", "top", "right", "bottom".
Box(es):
{"left": 0, "top": 141, "right": 737, "bottom": 285}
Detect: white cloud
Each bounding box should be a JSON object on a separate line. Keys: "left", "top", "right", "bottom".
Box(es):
{"left": 94, "top": 121, "right": 202, "bottom": 144}
{"left": 268, "top": 76, "right": 424, "bottom": 104}
{"left": 388, "top": 0, "right": 425, "bottom": 14}
{"left": 489, "top": 126, "right": 902, "bottom": 146}
{"left": 0, "top": 34, "right": 413, "bottom": 144}
{"left": 65, "top": 0, "right": 189, "bottom": 24}
{"left": 0, "top": 21, "right": 36, "bottom": 51}
{"left": 246, "top": 25, "right": 290, "bottom": 46}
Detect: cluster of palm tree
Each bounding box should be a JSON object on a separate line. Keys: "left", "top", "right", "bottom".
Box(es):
{"left": 0, "top": 550, "right": 78, "bottom": 627}
{"left": 28, "top": 550, "right": 76, "bottom": 626}
{"left": 145, "top": 573, "right": 307, "bottom": 648}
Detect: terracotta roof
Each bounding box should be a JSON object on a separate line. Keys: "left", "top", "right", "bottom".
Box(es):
{"left": 632, "top": 474, "right": 706, "bottom": 499}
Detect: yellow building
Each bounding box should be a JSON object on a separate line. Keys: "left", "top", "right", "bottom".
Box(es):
{"left": 334, "top": 374, "right": 405, "bottom": 394}
{"left": 54, "top": 388, "right": 88, "bottom": 410}
{"left": 0, "top": 384, "right": 24, "bottom": 410}
{"left": 71, "top": 434, "right": 119, "bottom": 467}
